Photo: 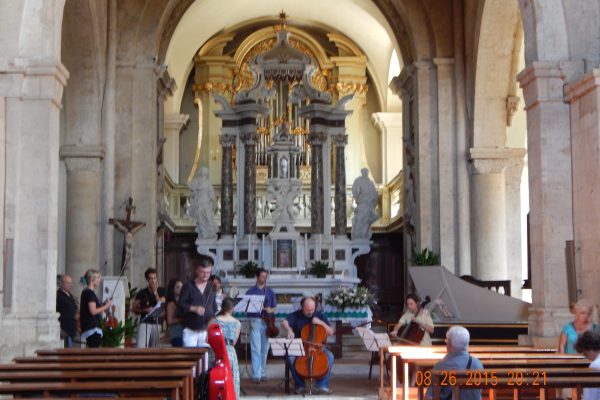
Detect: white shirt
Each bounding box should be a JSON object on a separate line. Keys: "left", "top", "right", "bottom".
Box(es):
{"left": 584, "top": 353, "right": 600, "bottom": 400}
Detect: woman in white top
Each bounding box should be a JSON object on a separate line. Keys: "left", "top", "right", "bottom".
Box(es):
{"left": 575, "top": 329, "right": 600, "bottom": 400}
{"left": 390, "top": 293, "right": 434, "bottom": 345}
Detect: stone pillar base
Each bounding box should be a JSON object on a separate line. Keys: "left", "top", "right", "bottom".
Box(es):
{"left": 0, "top": 312, "right": 62, "bottom": 362}
{"left": 526, "top": 306, "right": 572, "bottom": 348}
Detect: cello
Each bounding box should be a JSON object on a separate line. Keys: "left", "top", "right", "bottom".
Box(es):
{"left": 397, "top": 296, "right": 431, "bottom": 344}
{"left": 294, "top": 320, "right": 330, "bottom": 389}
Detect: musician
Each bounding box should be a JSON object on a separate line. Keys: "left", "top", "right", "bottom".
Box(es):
{"left": 245, "top": 267, "right": 277, "bottom": 383}
{"left": 56, "top": 274, "right": 78, "bottom": 348}
{"left": 132, "top": 268, "right": 166, "bottom": 348}
{"left": 179, "top": 259, "right": 217, "bottom": 349}
{"left": 390, "top": 293, "right": 434, "bottom": 345}
{"left": 79, "top": 269, "right": 113, "bottom": 348}
{"left": 282, "top": 296, "right": 334, "bottom": 395}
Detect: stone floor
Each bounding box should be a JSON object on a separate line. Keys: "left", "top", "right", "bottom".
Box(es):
{"left": 238, "top": 356, "right": 384, "bottom": 399}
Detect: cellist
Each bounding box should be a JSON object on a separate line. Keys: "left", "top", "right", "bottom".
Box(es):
{"left": 390, "top": 293, "right": 434, "bottom": 345}
{"left": 282, "top": 296, "right": 334, "bottom": 395}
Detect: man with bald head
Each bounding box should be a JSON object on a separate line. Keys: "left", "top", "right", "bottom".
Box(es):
{"left": 282, "top": 296, "right": 335, "bottom": 395}
{"left": 56, "top": 274, "right": 78, "bottom": 348}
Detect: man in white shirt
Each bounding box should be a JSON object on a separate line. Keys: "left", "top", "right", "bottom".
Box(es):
{"left": 575, "top": 329, "right": 600, "bottom": 400}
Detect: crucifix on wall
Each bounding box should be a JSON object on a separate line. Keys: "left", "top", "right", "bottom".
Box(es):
{"left": 109, "top": 197, "right": 146, "bottom": 272}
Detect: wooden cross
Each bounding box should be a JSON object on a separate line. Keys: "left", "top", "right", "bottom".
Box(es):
{"left": 109, "top": 197, "right": 146, "bottom": 272}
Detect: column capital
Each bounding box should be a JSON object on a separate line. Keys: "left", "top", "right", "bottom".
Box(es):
{"left": 433, "top": 57, "right": 455, "bottom": 67}
{"left": 331, "top": 134, "right": 348, "bottom": 147}
{"left": 164, "top": 113, "right": 190, "bottom": 132}
{"left": 6, "top": 59, "right": 70, "bottom": 107}
{"left": 240, "top": 130, "right": 259, "bottom": 144}
{"left": 371, "top": 112, "right": 403, "bottom": 132}
{"left": 517, "top": 60, "right": 584, "bottom": 109}
{"left": 390, "top": 65, "right": 415, "bottom": 98}
{"left": 469, "top": 147, "right": 527, "bottom": 175}
{"left": 564, "top": 68, "right": 600, "bottom": 103}
{"left": 60, "top": 144, "right": 105, "bottom": 160}
{"left": 219, "top": 134, "right": 236, "bottom": 147}
{"left": 308, "top": 131, "right": 327, "bottom": 145}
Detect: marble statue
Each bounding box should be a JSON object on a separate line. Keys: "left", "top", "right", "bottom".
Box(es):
{"left": 267, "top": 180, "right": 301, "bottom": 230}
{"left": 351, "top": 168, "right": 379, "bottom": 240}
{"left": 188, "top": 166, "right": 218, "bottom": 239}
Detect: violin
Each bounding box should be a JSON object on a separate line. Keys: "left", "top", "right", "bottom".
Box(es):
{"left": 105, "top": 303, "right": 118, "bottom": 330}
{"left": 264, "top": 313, "right": 280, "bottom": 338}
{"left": 294, "top": 321, "right": 329, "bottom": 380}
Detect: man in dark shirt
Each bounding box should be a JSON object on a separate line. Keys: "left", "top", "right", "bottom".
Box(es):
{"left": 282, "top": 296, "right": 334, "bottom": 395}
{"left": 56, "top": 274, "right": 78, "bottom": 348}
{"left": 132, "top": 268, "right": 166, "bottom": 348}
{"left": 178, "top": 259, "right": 217, "bottom": 350}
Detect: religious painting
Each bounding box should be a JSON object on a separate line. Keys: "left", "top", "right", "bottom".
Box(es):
{"left": 275, "top": 239, "right": 295, "bottom": 268}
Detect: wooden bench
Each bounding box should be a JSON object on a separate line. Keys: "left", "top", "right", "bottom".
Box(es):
{"left": 384, "top": 345, "right": 586, "bottom": 400}
{"left": 0, "top": 360, "right": 196, "bottom": 371}
{"left": 0, "top": 368, "right": 194, "bottom": 400}
{"left": 0, "top": 380, "right": 183, "bottom": 398}
{"left": 427, "top": 368, "right": 600, "bottom": 400}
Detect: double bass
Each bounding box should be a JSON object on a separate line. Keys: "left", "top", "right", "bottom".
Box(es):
{"left": 294, "top": 320, "right": 330, "bottom": 385}
{"left": 397, "top": 296, "right": 431, "bottom": 344}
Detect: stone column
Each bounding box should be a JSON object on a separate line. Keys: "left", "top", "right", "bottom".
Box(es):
{"left": 240, "top": 130, "right": 258, "bottom": 235}
{"left": 332, "top": 134, "right": 348, "bottom": 235}
{"left": 60, "top": 146, "right": 105, "bottom": 282}
{"left": 219, "top": 134, "right": 236, "bottom": 235}
{"left": 505, "top": 157, "right": 525, "bottom": 298}
{"left": 391, "top": 61, "right": 440, "bottom": 254}
{"left": 565, "top": 69, "right": 600, "bottom": 305}
{"left": 470, "top": 155, "right": 507, "bottom": 281}
{"left": 309, "top": 132, "right": 326, "bottom": 234}
{"left": 1, "top": 60, "right": 68, "bottom": 359}
{"left": 434, "top": 58, "right": 458, "bottom": 274}
{"left": 163, "top": 114, "right": 190, "bottom": 183}
{"left": 517, "top": 61, "right": 582, "bottom": 345}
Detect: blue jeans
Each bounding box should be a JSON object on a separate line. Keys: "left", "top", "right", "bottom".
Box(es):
{"left": 249, "top": 318, "right": 269, "bottom": 379}
{"left": 288, "top": 348, "right": 334, "bottom": 389}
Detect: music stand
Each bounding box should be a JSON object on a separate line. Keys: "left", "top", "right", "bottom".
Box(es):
{"left": 140, "top": 301, "right": 164, "bottom": 348}
{"left": 356, "top": 327, "right": 391, "bottom": 380}
{"left": 266, "top": 338, "right": 305, "bottom": 396}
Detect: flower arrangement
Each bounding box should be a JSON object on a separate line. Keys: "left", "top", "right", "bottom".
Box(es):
{"left": 325, "top": 286, "right": 373, "bottom": 309}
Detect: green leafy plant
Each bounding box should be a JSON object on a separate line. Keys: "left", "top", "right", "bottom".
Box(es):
{"left": 239, "top": 260, "right": 258, "bottom": 278}
{"left": 412, "top": 247, "right": 440, "bottom": 266}
{"left": 326, "top": 286, "right": 373, "bottom": 309}
{"left": 308, "top": 260, "right": 331, "bottom": 278}
{"left": 101, "top": 316, "right": 137, "bottom": 348}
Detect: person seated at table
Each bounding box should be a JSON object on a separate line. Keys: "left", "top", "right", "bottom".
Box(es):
{"left": 575, "top": 329, "right": 600, "bottom": 400}
{"left": 282, "top": 296, "right": 334, "bottom": 395}
{"left": 426, "top": 326, "right": 483, "bottom": 400}
{"left": 390, "top": 293, "right": 434, "bottom": 345}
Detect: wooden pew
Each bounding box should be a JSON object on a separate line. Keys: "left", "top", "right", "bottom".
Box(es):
{"left": 0, "top": 380, "right": 183, "bottom": 398}
{"left": 0, "top": 360, "right": 196, "bottom": 371}
{"left": 385, "top": 345, "right": 586, "bottom": 400}
{"left": 426, "top": 368, "right": 600, "bottom": 400}
{"left": 0, "top": 368, "right": 194, "bottom": 400}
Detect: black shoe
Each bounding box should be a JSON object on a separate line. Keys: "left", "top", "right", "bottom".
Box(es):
{"left": 260, "top": 376, "right": 268, "bottom": 382}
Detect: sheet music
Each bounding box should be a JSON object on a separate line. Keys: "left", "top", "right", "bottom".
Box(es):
{"left": 268, "top": 338, "right": 305, "bottom": 357}
{"left": 233, "top": 294, "right": 265, "bottom": 314}
{"left": 356, "top": 327, "right": 391, "bottom": 351}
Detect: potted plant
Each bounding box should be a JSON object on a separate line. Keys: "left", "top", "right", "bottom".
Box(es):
{"left": 101, "top": 316, "right": 137, "bottom": 348}
{"left": 412, "top": 247, "right": 440, "bottom": 266}
{"left": 308, "top": 260, "right": 331, "bottom": 278}
{"left": 239, "top": 260, "right": 258, "bottom": 278}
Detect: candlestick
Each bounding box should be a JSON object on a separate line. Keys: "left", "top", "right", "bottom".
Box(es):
{"left": 317, "top": 235, "right": 322, "bottom": 261}
{"left": 248, "top": 235, "right": 252, "bottom": 261}
{"left": 304, "top": 233, "right": 308, "bottom": 265}
{"left": 331, "top": 235, "right": 335, "bottom": 264}
{"left": 262, "top": 235, "right": 266, "bottom": 267}
{"left": 233, "top": 234, "right": 237, "bottom": 262}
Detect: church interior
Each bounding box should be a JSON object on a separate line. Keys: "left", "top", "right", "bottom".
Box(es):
{"left": 1, "top": 0, "right": 600, "bottom": 397}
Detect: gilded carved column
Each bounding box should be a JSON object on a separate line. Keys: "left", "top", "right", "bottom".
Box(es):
{"left": 309, "top": 131, "right": 326, "bottom": 234}
{"left": 220, "top": 134, "right": 236, "bottom": 235}
{"left": 333, "top": 134, "right": 348, "bottom": 235}
{"left": 240, "top": 130, "right": 259, "bottom": 235}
